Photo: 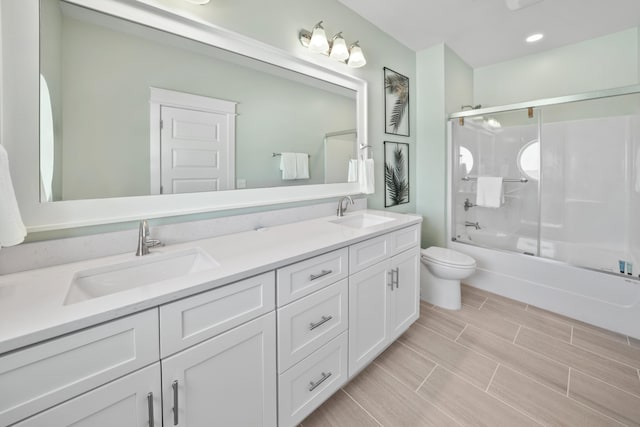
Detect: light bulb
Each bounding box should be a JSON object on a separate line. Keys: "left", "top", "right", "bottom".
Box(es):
{"left": 309, "top": 22, "right": 329, "bottom": 53}
{"left": 347, "top": 42, "right": 366, "bottom": 68}
{"left": 329, "top": 33, "right": 349, "bottom": 61}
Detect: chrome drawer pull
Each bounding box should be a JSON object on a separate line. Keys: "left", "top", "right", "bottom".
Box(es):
{"left": 387, "top": 271, "right": 394, "bottom": 290}
{"left": 309, "top": 315, "right": 333, "bottom": 331}
{"left": 310, "top": 269, "right": 333, "bottom": 281}
{"left": 394, "top": 267, "right": 400, "bottom": 289}
{"left": 308, "top": 371, "right": 332, "bottom": 391}
{"left": 147, "top": 392, "right": 154, "bottom": 427}
{"left": 172, "top": 380, "right": 179, "bottom": 426}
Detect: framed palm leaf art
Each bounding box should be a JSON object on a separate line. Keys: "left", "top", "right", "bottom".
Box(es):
{"left": 384, "top": 67, "right": 410, "bottom": 136}
{"left": 384, "top": 141, "right": 409, "bottom": 207}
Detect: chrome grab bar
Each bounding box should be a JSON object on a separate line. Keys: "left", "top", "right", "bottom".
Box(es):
{"left": 462, "top": 176, "right": 528, "bottom": 183}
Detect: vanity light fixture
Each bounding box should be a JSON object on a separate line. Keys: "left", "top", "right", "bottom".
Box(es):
{"left": 299, "top": 22, "right": 367, "bottom": 68}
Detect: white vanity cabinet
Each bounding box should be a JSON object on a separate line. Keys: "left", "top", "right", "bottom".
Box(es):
{"left": 158, "top": 271, "right": 277, "bottom": 427}
{"left": 348, "top": 225, "right": 420, "bottom": 376}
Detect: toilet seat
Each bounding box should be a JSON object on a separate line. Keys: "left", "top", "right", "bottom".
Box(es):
{"left": 421, "top": 247, "right": 476, "bottom": 268}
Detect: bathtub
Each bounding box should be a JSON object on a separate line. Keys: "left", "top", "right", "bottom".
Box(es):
{"left": 451, "top": 230, "right": 640, "bottom": 339}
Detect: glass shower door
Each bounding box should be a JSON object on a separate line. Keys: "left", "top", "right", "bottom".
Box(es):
{"left": 451, "top": 109, "right": 540, "bottom": 254}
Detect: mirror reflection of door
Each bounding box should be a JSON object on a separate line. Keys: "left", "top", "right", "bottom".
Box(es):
{"left": 149, "top": 88, "right": 236, "bottom": 194}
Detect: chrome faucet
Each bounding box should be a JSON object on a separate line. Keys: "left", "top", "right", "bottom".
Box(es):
{"left": 135, "top": 219, "right": 162, "bottom": 256}
{"left": 465, "top": 221, "right": 481, "bottom": 230}
{"left": 336, "top": 196, "right": 354, "bottom": 217}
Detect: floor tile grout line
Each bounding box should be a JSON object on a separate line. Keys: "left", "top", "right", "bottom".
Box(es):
{"left": 340, "top": 388, "right": 384, "bottom": 427}
{"left": 570, "top": 326, "right": 573, "bottom": 344}
{"left": 371, "top": 360, "right": 423, "bottom": 394}
{"left": 513, "top": 325, "right": 522, "bottom": 344}
{"left": 415, "top": 363, "right": 438, "bottom": 392}
{"left": 573, "top": 368, "right": 640, "bottom": 400}
{"left": 454, "top": 324, "right": 469, "bottom": 342}
{"left": 477, "top": 296, "right": 489, "bottom": 310}
{"left": 567, "top": 368, "right": 571, "bottom": 397}
{"left": 486, "top": 363, "right": 500, "bottom": 392}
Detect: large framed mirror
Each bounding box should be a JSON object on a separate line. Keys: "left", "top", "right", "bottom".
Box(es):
{"left": 1, "top": 0, "right": 367, "bottom": 232}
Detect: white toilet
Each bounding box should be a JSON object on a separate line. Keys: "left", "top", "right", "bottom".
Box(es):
{"left": 420, "top": 246, "right": 476, "bottom": 310}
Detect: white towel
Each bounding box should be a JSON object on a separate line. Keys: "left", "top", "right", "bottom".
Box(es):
{"left": 347, "top": 159, "right": 358, "bottom": 183}
{"left": 296, "top": 153, "right": 309, "bottom": 179}
{"left": 0, "top": 144, "right": 27, "bottom": 248}
{"left": 280, "top": 152, "right": 297, "bottom": 180}
{"left": 359, "top": 158, "right": 375, "bottom": 194}
{"left": 476, "top": 176, "right": 504, "bottom": 208}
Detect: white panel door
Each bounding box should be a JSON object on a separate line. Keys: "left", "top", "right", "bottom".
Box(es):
{"left": 161, "top": 312, "right": 277, "bottom": 427}
{"left": 15, "top": 363, "right": 161, "bottom": 427}
{"left": 160, "top": 106, "right": 232, "bottom": 194}
{"left": 388, "top": 248, "right": 420, "bottom": 341}
{"left": 348, "top": 260, "right": 391, "bottom": 377}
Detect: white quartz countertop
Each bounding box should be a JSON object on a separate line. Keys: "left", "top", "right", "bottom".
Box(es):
{"left": 0, "top": 210, "right": 421, "bottom": 354}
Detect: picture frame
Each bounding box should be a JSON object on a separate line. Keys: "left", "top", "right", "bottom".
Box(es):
{"left": 384, "top": 67, "right": 410, "bottom": 136}
{"left": 384, "top": 141, "right": 410, "bottom": 207}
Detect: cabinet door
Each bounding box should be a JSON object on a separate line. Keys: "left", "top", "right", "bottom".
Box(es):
{"left": 15, "top": 363, "right": 161, "bottom": 427}
{"left": 389, "top": 248, "right": 420, "bottom": 341}
{"left": 348, "top": 260, "right": 391, "bottom": 377}
{"left": 161, "top": 312, "right": 277, "bottom": 427}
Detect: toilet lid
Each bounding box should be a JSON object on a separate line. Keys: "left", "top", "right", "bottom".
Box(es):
{"left": 421, "top": 247, "right": 476, "bottom": 268}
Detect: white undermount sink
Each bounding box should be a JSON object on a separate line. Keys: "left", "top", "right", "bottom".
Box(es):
{"left": 63, "top": 247, "right": 219, "bottom": 305}
{"left": 330, "top": 212, "right": 394, "bottom": 229}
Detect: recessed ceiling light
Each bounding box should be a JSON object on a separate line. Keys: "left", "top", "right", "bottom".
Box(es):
{"left": 526, "top": 33, "right": 544, "bottom": 43}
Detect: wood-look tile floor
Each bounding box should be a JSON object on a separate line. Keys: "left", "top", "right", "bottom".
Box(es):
{"left": 302, "top": 285, "right": 640, "bottom": 427}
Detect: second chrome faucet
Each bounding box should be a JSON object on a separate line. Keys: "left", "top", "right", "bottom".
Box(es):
{"left": 336, "top": 196, "right": 354, "bottom": 217}
{"left": 135, "top": 219, "right": 163, "bottom": 256}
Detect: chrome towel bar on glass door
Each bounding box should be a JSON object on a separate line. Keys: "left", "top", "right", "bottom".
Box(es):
{"left": 272, "top": 153, "right": 311, "bottom": 157}
{"left": 461, "top": 176, "right": 528, "bottom": 183}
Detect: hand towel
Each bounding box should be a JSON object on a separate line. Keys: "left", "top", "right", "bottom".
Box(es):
{"left": 295, "top": 153, "right": 309, "bottom": 179}
{"left": 476, "top": 176, "right": 503, "bottom": 208}
{"left": 359, "top": 158, "right": 375, "bottom": 194}
{"left": 280, "top": 152, "right": 297, "bottom": 180}
{"left": 347, "top": 159, "right": 358, "bottom": 183}
{"left": 0, "top": 144, "right": 27, "bottom": 248}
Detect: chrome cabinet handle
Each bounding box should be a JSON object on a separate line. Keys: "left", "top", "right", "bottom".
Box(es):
{"left": 172, "top": 380, "right": 179, "bottom": 426}
{"left": 394, "top": 267, "right": 400, "bottom": 289}
{"left": 308, "top": 371, "right": 332, "bottom": 391}
{"left": 387, "top": 271, "right": 394, "bottom": 290}
{"left": 309, "top": 315, "right": 333, "bottom": 330}
{"left": 147, "top": 392, "right": 154, "bottom": 427}
{"left": 310, "top": 269, "right": 332, "bottom": 281}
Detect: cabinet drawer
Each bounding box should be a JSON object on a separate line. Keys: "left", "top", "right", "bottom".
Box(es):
{"left": 278, "top": 331, "right": 348, "bottom": 427}
{"left": 277, "top": 279, "right": 348, "bottom": 373}
{"left": 277, "top": 248, "right": 348, "bottom": 306}
{"left": 349, "top": 234, "right": 392, "bottom": 274}
{"left": 0, "top": 309, "right": 159, "bottom": 427}
{"left": 160, "top": 271, "right": 275, "bottom": 357}
{"left": 392, "top": 224, "right": 421, "bottom": 255}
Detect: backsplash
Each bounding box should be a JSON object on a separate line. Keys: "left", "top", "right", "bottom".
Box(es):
{"left": 0, "top": 200, "right": 366, "bottom": 275}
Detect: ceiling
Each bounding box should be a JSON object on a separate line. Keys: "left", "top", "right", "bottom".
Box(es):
{"left": 336, "top": 0, "right": 640, "bottom": 68}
